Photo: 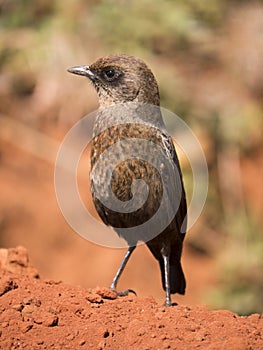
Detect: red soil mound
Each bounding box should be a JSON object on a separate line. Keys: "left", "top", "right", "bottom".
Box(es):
{"left": 0, "top": 247, "right": 262, "bottom": 349}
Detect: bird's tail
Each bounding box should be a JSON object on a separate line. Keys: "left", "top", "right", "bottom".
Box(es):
{"left": 159, "top": 259, "right": 186, "bottom": 295}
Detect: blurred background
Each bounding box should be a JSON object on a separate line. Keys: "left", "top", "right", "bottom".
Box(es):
{"left": 0, "top": 0, "right": 262, "bottom": 315}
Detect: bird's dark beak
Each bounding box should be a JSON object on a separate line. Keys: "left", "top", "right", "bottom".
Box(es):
{"left": 67, "top": 65, "right": 95, "bottom": 80}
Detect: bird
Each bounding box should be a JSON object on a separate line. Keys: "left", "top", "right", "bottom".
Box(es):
{"left": 68, "top": 54, "right": 187, "bottom": 306}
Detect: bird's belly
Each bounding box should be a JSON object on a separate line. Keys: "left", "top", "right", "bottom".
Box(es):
{"left": 89, "top": 123, "right": 184, "bottom": 244}
{"left": 90, "top": 152, "right": 163, "bottom": 229}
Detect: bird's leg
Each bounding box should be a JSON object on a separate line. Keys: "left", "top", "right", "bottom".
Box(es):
{"left": 110, "top": 246, "right": 136, "bottom": 296}
{"left": 163, "top": 254, "right": 172, "bottom": 306}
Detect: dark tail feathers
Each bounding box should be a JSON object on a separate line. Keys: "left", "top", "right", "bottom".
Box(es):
{"left": 159, "top": 259, "right": 186, "bottom": 295}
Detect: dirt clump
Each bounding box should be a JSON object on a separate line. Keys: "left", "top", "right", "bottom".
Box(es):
{"left": 0, "top": 246, "right": 262, "bottom": 349}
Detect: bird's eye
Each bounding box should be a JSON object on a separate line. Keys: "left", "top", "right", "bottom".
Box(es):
{"left": 105, "top": 69, "right": 115, "bottom": 78}
{"left": 103, "top": 68, "right": 118, "bottom": 81}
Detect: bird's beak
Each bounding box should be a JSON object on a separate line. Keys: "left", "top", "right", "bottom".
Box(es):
{"left": 67, "top": 65, "right": 95, "bottom": 80}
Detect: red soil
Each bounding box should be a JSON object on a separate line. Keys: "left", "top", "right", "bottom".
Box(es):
{"left": 0, "top": 247, "right": 262, "bottom": 350}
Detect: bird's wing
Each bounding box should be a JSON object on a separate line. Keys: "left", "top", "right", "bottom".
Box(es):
{"left": 159, "top": 132, "right": 187, "bottom": 238}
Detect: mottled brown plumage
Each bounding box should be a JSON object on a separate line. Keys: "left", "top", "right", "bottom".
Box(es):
{"left": 68, "top": 54, "right": 187, "bottom": 305}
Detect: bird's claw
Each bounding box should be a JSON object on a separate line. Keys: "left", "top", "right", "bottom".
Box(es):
{"left": 163, "top": 300, "right": 178, "bottom": 307}
{"left": 110, "top": 288, "right": 137, "bottom": 297}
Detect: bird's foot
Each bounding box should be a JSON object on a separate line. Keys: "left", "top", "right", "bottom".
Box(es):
{"left": 110, "top": 287, "right": 137, "bottom": 297}
{"left": 163, "top": 300, "right": 178, "bottom": 307}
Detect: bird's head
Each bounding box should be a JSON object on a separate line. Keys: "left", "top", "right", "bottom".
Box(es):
{"left": 68, "top": 54, "right": 160, "bottom": 107}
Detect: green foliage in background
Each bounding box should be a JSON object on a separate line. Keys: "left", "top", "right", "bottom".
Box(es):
{"left": 93, "top": 0, "right": 225, "bottom": 54}
{"left": 209, "top": 212, "right": 263, "bottom": 315}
